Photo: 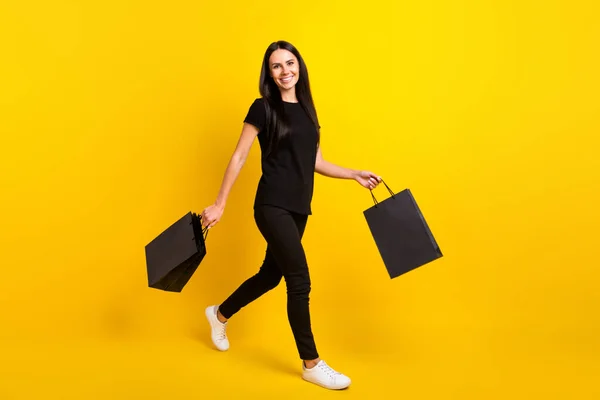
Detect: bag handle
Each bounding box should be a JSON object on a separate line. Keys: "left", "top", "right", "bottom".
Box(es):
{"left": 191, "top": 214, "right": 210, "bottom": 242}
{"left": 370, "top": 179, "right": 396, "bottom": 206}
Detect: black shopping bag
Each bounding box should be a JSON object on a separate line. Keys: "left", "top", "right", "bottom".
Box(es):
{"left": 363, "top": 181, "right": 442, "bottom": 279}
{"left": 144, "top": 211, "right": 208, "bottom": 292}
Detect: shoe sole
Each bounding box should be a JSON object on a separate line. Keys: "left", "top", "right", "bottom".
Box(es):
{"left": 302, "top": 375, "right": 351, "bottom": 390}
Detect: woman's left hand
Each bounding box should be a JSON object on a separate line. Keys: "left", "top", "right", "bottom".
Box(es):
{"left": 354, "top": 170, "right": 382, "bottom": 190}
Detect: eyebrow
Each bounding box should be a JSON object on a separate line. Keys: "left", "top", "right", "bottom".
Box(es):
{"left": 271, "top": 59, "right": 295, "bottom": 66}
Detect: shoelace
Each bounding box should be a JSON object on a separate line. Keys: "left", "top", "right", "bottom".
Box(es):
{"left": 318, "top": 362, "right": 341, "bottom": 379}
{"left": 216, "top": 323, "right": 227, "bottom": 340}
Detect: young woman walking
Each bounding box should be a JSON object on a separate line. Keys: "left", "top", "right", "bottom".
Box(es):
{"left": 201, "top": 40, "right": 382, "bottom": 390}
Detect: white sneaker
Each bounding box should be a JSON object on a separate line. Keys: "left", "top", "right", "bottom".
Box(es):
{"left": 205, "top": 305, "right": 229, "bottom": 351}
{"left": 302, "top": 360, "right": 351, "bottom": 390}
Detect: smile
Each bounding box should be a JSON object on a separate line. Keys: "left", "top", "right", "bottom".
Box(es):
{"left": 280, "top": 76, "right": 293, "bottom": 83}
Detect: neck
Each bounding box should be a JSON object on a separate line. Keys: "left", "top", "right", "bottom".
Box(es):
{"left": 280, "top": 88, "right": 297, "bottom": 103}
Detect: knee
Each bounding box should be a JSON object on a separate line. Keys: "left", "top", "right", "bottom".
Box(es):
{"left": 256, "top": 270, "right": 282, "bottom": 291}
{"left": 285, "top": 273, "right": 311, "bottom": 297}
{"left": 265, "top": 274, "right": 282, "bottom": 291}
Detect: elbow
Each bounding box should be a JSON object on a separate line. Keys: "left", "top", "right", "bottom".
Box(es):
{"left": 231, "top": 151, "right": 248, "bottom": 169}
{"left": 315, "top": 158, "right": 325, "bottom": 174}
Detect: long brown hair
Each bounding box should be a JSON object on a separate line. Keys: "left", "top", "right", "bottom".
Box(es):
{"left": 259, "top": 40, "right": 320, "bottom": 158}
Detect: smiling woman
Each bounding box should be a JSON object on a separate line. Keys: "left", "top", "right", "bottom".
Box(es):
{"left": 199, "top": 40, "right": 382, "bottom": 391}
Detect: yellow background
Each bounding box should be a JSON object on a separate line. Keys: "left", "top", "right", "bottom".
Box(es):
{"left": 1, "top": 0, "right": 598, "bottom": 398}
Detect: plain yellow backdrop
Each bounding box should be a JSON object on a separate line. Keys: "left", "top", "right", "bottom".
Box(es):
{"left": 1, "top": 0, "right": 598, "bottom": 398}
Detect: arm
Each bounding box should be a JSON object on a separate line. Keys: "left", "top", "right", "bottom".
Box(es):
{"left": 314, "top": 145, "right": 357, "bottom": 179}
{"left": 315, "top": 145, "right": 382, "bottom": 189}
{"left": 202, "top": 123, "right": 259, "bottom": 228}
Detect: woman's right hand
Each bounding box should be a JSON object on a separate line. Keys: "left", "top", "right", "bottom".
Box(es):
{"left": 201, "top": 203, "right": 224, "bottom": 229}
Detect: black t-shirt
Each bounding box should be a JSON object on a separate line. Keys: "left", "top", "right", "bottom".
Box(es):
{"left": 243, "top": 98, "right": 319, "bottom": 215}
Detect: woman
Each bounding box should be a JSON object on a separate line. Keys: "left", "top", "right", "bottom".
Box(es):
{"left": 201, "top": 40, "right": 382, "bottom": 390}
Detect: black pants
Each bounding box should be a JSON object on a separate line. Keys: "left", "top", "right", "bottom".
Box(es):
{"left": 218, "top": 205, "right": 319, "bottom": 360}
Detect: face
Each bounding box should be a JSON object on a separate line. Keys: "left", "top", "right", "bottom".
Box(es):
{"left": 269, "top": 49, "right": 300, "bottom": 91}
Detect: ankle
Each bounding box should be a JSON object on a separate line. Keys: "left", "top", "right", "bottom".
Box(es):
{"left": 216, "top": 308, "right": 227, "bottom": 324}
{"left": 304, "top": 358, "right": 320, "bottom": 369}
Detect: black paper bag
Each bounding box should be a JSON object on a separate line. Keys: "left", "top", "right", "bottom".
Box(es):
{"left": 145, "top": 211, "right": 208, "bottom": 292}
{"left": 363, "top": 182, "right": 442, "bottom": 279}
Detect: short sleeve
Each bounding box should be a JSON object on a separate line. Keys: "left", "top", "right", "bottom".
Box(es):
{"left": 243, "top": 98, "right": 266, "bottom": 131}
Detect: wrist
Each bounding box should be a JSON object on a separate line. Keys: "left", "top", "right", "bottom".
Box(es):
{"left": 215, "top": 199, "right": 226, "bottom": 210}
